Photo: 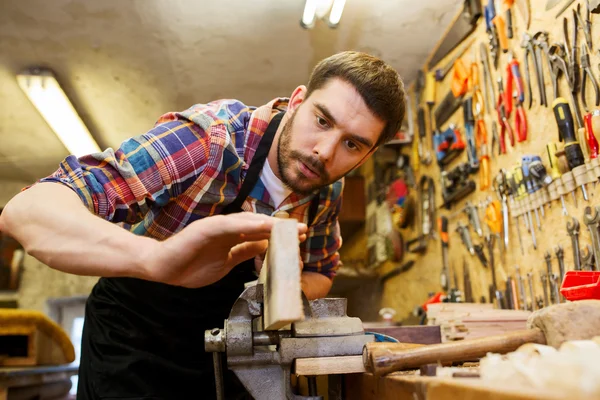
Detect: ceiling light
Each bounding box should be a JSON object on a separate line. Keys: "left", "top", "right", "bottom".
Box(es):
{"left": 300, "top": 0, "right": 346, "bottom": 29}
{"left": 16, "top": 67, "right": 101, "bottom": 158}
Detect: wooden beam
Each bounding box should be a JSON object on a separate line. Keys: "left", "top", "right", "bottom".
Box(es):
{"left": 294, "top": 356, "right": 365, "bottom": 376}
{"left": 259, "top": 219, "right": 304, "bottom": 331}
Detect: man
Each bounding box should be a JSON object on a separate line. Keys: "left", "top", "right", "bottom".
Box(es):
{"left": 0, "top": 51, "right": 405, "bottom": 399}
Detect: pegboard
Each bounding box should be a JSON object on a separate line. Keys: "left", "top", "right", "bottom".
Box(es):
{"left": 341, "top": 0, "right": 600, "bottom": 321}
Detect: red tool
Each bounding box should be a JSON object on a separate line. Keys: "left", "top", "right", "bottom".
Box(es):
{"left": 505, "top": 53, "right": 525, "bottom": 116}
{"left": 496, "top": 78, "right": 515, "bottom": 153}
{"left": 514, "top": 95, "right": 528, "bottom": 142}
{"left": 584, "top": 111, "right": 600, "bottom": 159}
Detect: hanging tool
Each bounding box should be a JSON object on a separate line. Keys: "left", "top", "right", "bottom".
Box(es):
{"left": 463, "top": 258, "right": 474, "bottom": 303}
{"left": 566, "top": 217, "right": 582, "bottom": 271}
{"left": 563, "top": 13, "right": 580, "bottom": 106}
{"left": 580, "top": 44, "right": 600, "bottom": 112}
{"left": 493, "top": 170, "right": 510, "bottom": 251}
{"left": 520, "top": 33, "right": 537, "bottom": 109}
{"left": 496, "top": 78, "right": 515, "bottom": 153}
{"left": 479, "top": 43, "right": 496, "bottom": 111}
{"left": 406, "top": 176, "right": 436, "bottom": 254}
{"left": 553, "top": 98, "right": 588, "bottom": 200}
{"left": 433, "top": 124, "right": 466, "bottom": 166}
{"left": 521, "top": 156, "right": 544, "bottom": 224}
{"left": 505, "top": 169, "right": 524, "bottom": 255}
{"left": 526, "top": 272, "right": 536, "bottom": 310}
{"left": 434, "top": 39, "right": 477, "bottom": 82}
{"left": 474, "top": 243, "right": 489, "bottom": 268}
{"left": 485, "top": 232, "right": 505, "bottom": 308}
{"left": 515, "top": 266, "right": 527, "bottom": 310}
{"left": 439, "top": 216, "right": 450, "bottom": 292}
{"left": 528, "top": 155, "right": 553, "bottom": 218}
{"left": 546, "top": 142, "right": 570, "bottom": 214}
{"left": 575, "top": 2, "right": 593, "bottom": 51}
{"left": 484, "top": 0, "right": 501, "bottom": 68}
{"left": 440, "top": 163, "right": 477, "bottom": 209}
{"left": 456, "top": 221, "right": 475, "bottom": 255}
{"left": 434, "top": 58, "right": 469, "bottom": 129}
{"left": 513, "top": 165, "right": 537, "bottom": 249}
{"left": 502, "top": 0, "right": 514, "bottom": 39}
{"left": 505, "top": 53, "right": 525, "bottom": 115}
{"left": 491, "top": 121, "right": 500, "bottom": 157}
{"left": 463, "top": 97, "right": 479, "bottom": 171}
{"left": 427, "top": 0, "right": 483, "bottom": 70}
{"left": 584, "top": 111, "right": 600, "bottom": 159}
{"left": 464, "top": 201, "right": 483, "bottom": 238}
{"left": 478, "top": 119, "right": 491, "bottom": 190}
{"left": 492, "top": 0, "right": 509, "bottom": 53}
{"left": 417, "top": 106, "right": 432, "bottom": 165}
{"left": 544, "top": 251, "right": 557, "bottom": 305}
{"left": 531, "top": 31, "right": 550, "bottom": 108}
{"left": 555, "top": 245, "right": 566, "bottom": 285}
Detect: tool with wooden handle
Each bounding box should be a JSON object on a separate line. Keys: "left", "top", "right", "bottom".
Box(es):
{"left": 363, "top": 300, "right": 600, "bottom": 376}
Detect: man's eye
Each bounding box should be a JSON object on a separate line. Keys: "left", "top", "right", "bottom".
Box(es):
{"left": 346, "top": 140, "right": 358, "bottom": 151}
{"left": 316, "top": 116, "right": 329, "bottom": 128}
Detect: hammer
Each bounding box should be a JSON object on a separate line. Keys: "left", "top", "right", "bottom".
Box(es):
{"left": 363, "top": 300, "right": 600, "bottom": 376}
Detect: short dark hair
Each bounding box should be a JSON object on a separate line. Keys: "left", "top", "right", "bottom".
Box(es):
{"left": 305, "top": 51, "right": 406, "bottom": 147}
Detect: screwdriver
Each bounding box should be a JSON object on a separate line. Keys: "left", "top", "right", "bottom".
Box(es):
{"left": 520, "top": 157, "right": 543, "bottom": 228}
{"left": 553, "top": 98, "right": 588, "bottom": 201}
{"left": 522, "top": 155, "right": 547, "bottom": 219}
{"left": 513, "top": 165, "right": 537, "bottom": 249}
{"left": 505, "top": 169, "right": 525, "bottom": 255}
{"left": 546, "top": 142, "right": 570, "bottom": 214}
{"left": 439, "top": 216, "right": 450, "bottom": 292}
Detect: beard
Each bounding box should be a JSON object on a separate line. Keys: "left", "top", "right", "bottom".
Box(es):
{"left": 276, "top": 111, "right": 331, "bottom": 195}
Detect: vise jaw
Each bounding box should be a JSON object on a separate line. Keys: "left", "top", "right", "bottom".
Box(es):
{"left": 205, "top": 283, "right": 373, "bottom": 400}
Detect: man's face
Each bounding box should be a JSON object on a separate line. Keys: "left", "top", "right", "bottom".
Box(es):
{"left": 276, "top": 78, "right": 385, "bottom": 195}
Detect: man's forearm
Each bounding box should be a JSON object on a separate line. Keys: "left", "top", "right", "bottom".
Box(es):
{"left": 301, "top": 271, "right": 333, "bottom": 300}
{"left": 0, "top": 183, "right": 154, "bottom": 279}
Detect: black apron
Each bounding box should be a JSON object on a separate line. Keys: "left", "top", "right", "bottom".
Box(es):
{"left": 76, "top": 112, "right": 319, "bottom": 400}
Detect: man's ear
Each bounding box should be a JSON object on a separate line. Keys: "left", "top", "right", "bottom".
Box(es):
{"left": 288, "top": 85, "right": 307, "bottom": 113}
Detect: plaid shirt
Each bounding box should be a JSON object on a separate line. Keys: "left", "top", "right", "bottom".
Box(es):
{"left": 32, "top": 98, "right": 343, "bottom": 278}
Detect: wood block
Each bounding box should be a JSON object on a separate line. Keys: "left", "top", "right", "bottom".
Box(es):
{"left": 259, "top": 219, "right": 304, "bottom": 331}
{"left": 294, "top": 355, "right": 365, "bottom": 376}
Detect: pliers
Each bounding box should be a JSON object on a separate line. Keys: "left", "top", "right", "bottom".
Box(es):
{"left": 496, "top": 78, "right": 515, "bottom": 154}
{"left": 580, "top": 43, "right": 600, "bottom": 112}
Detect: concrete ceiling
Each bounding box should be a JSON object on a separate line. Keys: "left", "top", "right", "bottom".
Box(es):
{"left": 0, "top": 0, "right": 460, "bottom": 183}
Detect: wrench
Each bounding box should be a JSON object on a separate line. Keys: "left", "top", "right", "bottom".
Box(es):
{"left": 555, "top": 245, "right": 566, "bottom": 283}
{"left": 581, "top": 244, "right": 594, "bottom": 271}
{"left": 526, "top": 272, "right": 536, "bottom": 310}
{"left": 551, "top": 273, "right": 562, "bottom": 304}
{"left": 515, "top": 266, "right": 527, "bottom": 310}
{"left": 541, "top": 273, "right": 550, "bottom": 307}
{"left": 544, "top": 251, "right": 556, "bottom": 304}
{"left": 566, "top": 217, "right": 582, "bottom": 271}
{"left": 583, "top": 205, "right": 600, "bottom": 271}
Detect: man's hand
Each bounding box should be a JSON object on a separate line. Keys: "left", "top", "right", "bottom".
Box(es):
{"left": 140, "top": 212, "right": 307, "bottom": 288}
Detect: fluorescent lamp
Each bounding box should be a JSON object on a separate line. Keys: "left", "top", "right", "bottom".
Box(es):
{"left": 301, "top": 0, "right": 318, "bottom": 28}
{"left": 328, "top": 0, "right": 346, "bottom": 26}
{"left": 17, "top": 68, "right": 101, "bottom": 158}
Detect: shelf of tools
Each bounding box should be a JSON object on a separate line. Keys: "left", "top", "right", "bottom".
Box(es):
{"left": 373, "top": 0, "right": 600, "bottom": 320}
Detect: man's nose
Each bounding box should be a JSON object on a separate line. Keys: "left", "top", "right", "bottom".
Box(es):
{"left": 312, "top": 134, "right": 337, "bottom": 163}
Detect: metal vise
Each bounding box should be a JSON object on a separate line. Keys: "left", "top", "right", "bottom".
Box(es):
{"left": 205, "top": 283, "right": 373, "bottom": 400}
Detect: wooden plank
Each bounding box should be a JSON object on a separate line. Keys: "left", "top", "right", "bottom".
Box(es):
{"left": 259, "top": 219, "right": 304, "bottom": 331}
{"left": 294, "top": 356, "right": 365, "bottom": 376}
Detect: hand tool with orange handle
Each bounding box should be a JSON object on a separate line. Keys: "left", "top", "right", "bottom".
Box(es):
{"left": 439, "top": 216, "right": 450, "bottom": 292}
{"left": 484, "top": 200, "right": 506, "bottom": 308}
{"left": 492, "top": 1, "right": 509, "bottom": 53}
{"left": 434, "top": 59, "right": 469, "bottom": 128}
{"left": 478, "top": 119, "right": 491, "bottom": 190}
{"left": 584, "top": 111, "right": 600, "bottom": 159}
{"left": 503, "top": 0, "right": 514, "bottom": 39}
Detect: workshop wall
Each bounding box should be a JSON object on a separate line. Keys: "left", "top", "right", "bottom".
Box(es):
{"left": 342, "top": 0, "right": 600, "bottom": 321}
{"left": 0, "top": 181, "right": 97, "bottom": 311}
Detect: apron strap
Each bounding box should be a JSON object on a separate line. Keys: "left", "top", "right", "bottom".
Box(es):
{"left": 222, "top": 112, "right": 284, "bottom": 215}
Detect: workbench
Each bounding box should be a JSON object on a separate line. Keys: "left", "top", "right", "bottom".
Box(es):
{"left": 0, "top": 364, "right": 78, "bottom": 400}
{"left": 345, "top": 370, "right": 588, "bottom": 400}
